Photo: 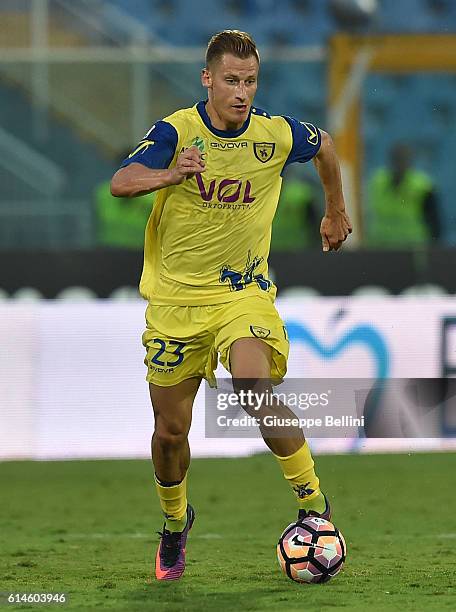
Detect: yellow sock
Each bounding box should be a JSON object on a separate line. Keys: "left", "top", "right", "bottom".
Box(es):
{"left": 274, "top": 442, "right": 325, "bottom": 512}
{"left": 154, "top": 474, "right": 188, "bottom": 532}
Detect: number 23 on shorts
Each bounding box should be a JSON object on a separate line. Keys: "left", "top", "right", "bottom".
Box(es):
{"left": 150, "top": 339, "right": 186, "bottom": 367}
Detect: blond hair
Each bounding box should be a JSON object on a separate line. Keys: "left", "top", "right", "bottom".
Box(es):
{"left": 206, "top": 30, "right": 260, "bottom": 67}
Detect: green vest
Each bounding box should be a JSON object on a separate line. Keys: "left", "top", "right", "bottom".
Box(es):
{"left": 272, "top": 179, "right": 314, "bottom": 250}
{"left": 368, "top": 169, "right": 432, "bottom": 247}
{"left": 95, "top": 180, "right": 154, "bottom": 249}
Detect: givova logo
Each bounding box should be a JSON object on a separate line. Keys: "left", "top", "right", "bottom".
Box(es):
{"left": 210, "top": 141, "right": 248, "bottom": 150}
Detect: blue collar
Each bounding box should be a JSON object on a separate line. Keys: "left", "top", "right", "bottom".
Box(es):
{"left": 196, "top": 100, "right": 251, "bottom": 138}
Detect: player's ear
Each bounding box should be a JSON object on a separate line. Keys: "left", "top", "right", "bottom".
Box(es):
{"left": 201, "top": 67, "right": 212, "bottom": 89}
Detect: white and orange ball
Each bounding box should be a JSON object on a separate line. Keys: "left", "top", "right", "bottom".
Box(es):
{"left": 277, "top": 516, "right": 346, "bottom": 584}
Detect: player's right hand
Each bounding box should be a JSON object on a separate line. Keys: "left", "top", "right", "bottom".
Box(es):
{"left": 169, "top": 145, "right": 206, "bottom": 184}
{"left": 320, "top": 209, "right": 352, "bottom": 252}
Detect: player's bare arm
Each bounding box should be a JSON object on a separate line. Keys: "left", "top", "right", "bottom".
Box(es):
{"left": 110, "top": 145, "right": 205, "bottom": 197}
{"left": 313, "top": 129, "right": 353, "bottom": 252}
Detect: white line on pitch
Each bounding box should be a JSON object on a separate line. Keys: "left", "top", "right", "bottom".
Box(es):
{"left": 63, "top": 532, "right": 222, "bottom": 540}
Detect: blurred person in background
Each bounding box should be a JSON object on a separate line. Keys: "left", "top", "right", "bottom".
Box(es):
{"left": 95, "top": 151, "right": 154, "bottom": 249}
{"left": 367, "top": 143, "right": 441, "bottom": 248}
{"left": 272, "top": 167, "right": 321, "bottom": 250}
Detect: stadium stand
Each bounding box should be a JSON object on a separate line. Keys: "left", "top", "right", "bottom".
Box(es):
{"left": 1, "top": 0, "right": 456, "bottom": 247}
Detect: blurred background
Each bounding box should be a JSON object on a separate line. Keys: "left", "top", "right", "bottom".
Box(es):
{"left": 1, "top": 0, "right": 456, "bottom": 459}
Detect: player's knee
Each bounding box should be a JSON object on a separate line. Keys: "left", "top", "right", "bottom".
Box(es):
{"left": 154, "top": 425, "right": 188, "bottom": 450}
{"left": 232, "top": 375, "right": 272, "bottom": 394}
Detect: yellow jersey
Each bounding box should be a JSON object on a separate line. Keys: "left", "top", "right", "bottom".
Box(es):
{"left": 121, "top": 101, "right": 321, "bottom": 305}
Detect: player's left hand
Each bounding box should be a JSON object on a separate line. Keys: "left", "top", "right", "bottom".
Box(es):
{"left": 320, "top": 210, "right": 352, "bottom": 252}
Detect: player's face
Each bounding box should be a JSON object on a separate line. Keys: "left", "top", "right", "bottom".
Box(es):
{"left": 202, "top": 53, "right": 259, "bottom": 130}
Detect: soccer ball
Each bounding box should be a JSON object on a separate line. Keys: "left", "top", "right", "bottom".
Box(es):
{"left": 277, "top": 516, "right": 346, "bottom": 583}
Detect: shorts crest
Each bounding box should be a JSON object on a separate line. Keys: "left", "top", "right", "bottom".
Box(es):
{"left": 250, "top": 325, "right": 271, "bottom": 339}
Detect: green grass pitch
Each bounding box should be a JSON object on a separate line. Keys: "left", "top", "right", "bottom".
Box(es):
{"left": 1, "top": 452, "right": 455, "bottom": 611}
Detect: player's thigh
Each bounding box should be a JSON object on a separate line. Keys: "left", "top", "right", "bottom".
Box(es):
{"left": 230, "top": 337, "right": 272, "bottom": 378}
{"left": 229, "top": 338, "right": 273, "bottom": 417}
{"left": 142, "top": 304, "right": 214, "bottom": 387}
{"left": 215, "top": 296, "right": 289, "bottom": 382}
{"left": 149, "top": 377, "right": 201, "bottom": 438}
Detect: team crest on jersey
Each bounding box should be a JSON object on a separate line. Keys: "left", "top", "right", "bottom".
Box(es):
{"left": 254, "top": 142, "right": 275, "bottom": 163}
{"left": 250, "top": 325, "right": 271, "bottom": 339}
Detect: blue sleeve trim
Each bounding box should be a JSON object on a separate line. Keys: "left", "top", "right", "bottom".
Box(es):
{"left": 120, "top": 121, "right": 178, "bottom": 170}
{"left": 282, "top": 116, "right": 321, "bottom": 169}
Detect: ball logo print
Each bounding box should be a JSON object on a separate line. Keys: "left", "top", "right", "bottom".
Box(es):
{"left": 291, "top": 533, "right": 308, "bottom": 546}
{"left": 309, "top": 517, "right": 327, "bottom": 525}
{"left": 277, "top": 517, "right": 346, "bottom": 583}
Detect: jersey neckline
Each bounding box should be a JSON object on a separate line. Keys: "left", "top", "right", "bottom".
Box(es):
{"left": 196, "top": 100, "right": 251, "bottom": 138}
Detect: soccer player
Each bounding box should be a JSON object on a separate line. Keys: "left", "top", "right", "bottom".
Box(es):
{"left": 111, "top": 30, "right": 352, "bottom": 581}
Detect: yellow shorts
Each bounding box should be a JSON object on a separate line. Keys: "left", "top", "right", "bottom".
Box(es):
{"left": 142, "top": 295, "right": 289, "bottom": 387}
